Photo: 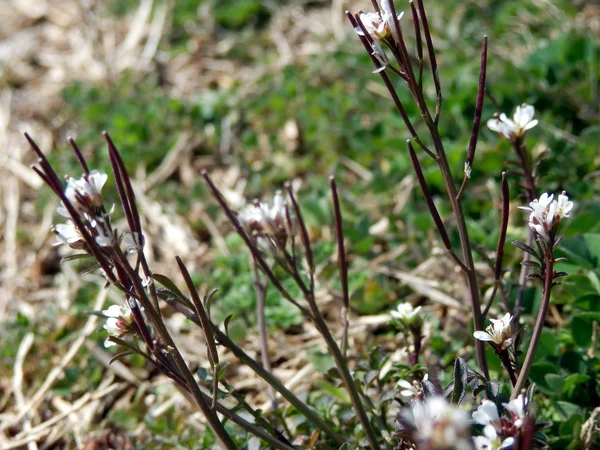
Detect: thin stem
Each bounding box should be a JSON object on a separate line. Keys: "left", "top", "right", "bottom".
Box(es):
{"left": 425, "top": 119, "right": 489, "bottom": 379}
{"left": 416, "top": 0, "right": 442, "bottom": 124}
{"left": 483, "top": 172, "right": 510, "bottom": 319}
{"left": 346, "top": 12, "right": 436, "bottom": 159}
{"left": 497, "top": 348, "right": 517, "bottom": 387}
{"left": 511, "top": 248, "right": 554, "bottom": 399}
{"left": 176, "top": 257, "right": 220, "bottom": 368}
{"left": 211, "top": 326, "right": 347, "bottom": 446}
{"left": 407, "top": 141, "right": 468, "bottom": 272}
{"left": 457, "top": 36, "right": 488, "bottom": 200}
{"left": 205, "top": 390, "right": 295, "bottom": 450}
{"left": 112, "top": 248, "right": 236, "bottom": 449}
{"left": 202, "top": 172, "right": 312, "bottom": 318}
{"left": 285, "top": 187, "right": 382, "bottom": 449}
{"left": 252, "top": 262, "right": 277, "bottom": 410}
{"left": 330, "top": 177, "right": 350, "bottom": 358}
{"left": 68, "top": 137, "right": 90, "bottom": 175}
{"left": 285, "top": 184, "right": 315, "bottom": 291}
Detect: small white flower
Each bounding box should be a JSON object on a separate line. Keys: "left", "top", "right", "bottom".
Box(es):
{"left": 122, "top": 232, "right": 143, "bottom": 253}
{"left": 54, "top": 221, "right": 83, "bottom": 247}
{"left": 355, "top": 9, "right": 404, "bottom": 40}
{"left": 473, "top": 434, "right": 514, "bottom": 450}
{"left": 487, "top": 104, "right": 538, "bottom": 140}
{"left": 555, "top": 193, "right": 573, "bottom": 219}
{"left": 62, "top": 170, "right": 108, "bottom": 214}
{"left": 474, "top": 313, "right": 513, "bottom": 350}
{"left": 391, "top": 303, "right": 422, "bottom": 323}
{"left": 473, "top": 400, "right": 500, "bottom": 428}
{"left": 102, "top": 303, "right": 135, "bottom": 348}
{"left": 502, "top": 394, "right": 527, "bottom": 429}
{"left": 239, "top": 192, "right": 295, "bottom": 239}
{"left": 396, "top": 379, "right": 419, "bottom": 399}
{"left": 404, "top": 396, "right": 472, "bottom": 450}
{"left": 519, "top": 192, "right": 573, "bottom": 243}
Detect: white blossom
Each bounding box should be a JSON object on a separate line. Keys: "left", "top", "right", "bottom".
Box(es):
{"left": 474, "top": 313, "right": 513, "bottom": 350}
{"left": 502, "top": 394, "right": 527, "bottom": 429}
{"left": 487, "top": 104, "right": 538, "bottom": 140}
{"left": 102, "top": 302, "right": 145, "bottom": 348}
{"left": 355, "top": 9, "right": 404, "bottom": 41}
{"left": 396, "top": 379, "right": 418, "bottom": 399}
{"left": 58, "top": 170, "right": 108, "bottom": 217}
{"left": 403, "top": 396, "right": 472, "bottom": 450}
{"left": 472, "top": 401, "right": 516, "bottom": 449}
{"left": 54, "top": 220, "right": 83, "bottom": 247}
{"left": 239, "top": 191, "right": 295, "bottom": 238}
{"left": 391, "top": 303, "right": 422, "bottom": 323}
{"left": 519, "top": 192, "right": 573, "bottom": 243}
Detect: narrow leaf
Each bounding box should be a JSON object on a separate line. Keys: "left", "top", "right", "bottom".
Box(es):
{"left": 511, "top": 240, "right": 541, "bottom": 260}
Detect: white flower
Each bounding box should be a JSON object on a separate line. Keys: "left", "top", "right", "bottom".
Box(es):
{"left": 555, "top": 193, "right": 574, "bottom": 219}
{"left": 355, "top": 9, "right": 404, "bottom": 40}
{"left": 472, "top": 401, "right": 515, "bottom": 449}
{"left": 487, "top": 104, "right": 538, "bottom": 140}
{"left": 473, "top": 400, "right": 501, "bottom": 428}
{"left": 239, "top": 191, "right": 295, "bottom": 238}
{"left": 473, "top": 433, "right": 514, "bottom": 450}
{"left": 519, "top": 192, "right": 573, "bottom": 243}
{"left": 58, "top": 170, "right": 108, "bottom": 217}
{"left": 396, "top": 379, "right": 419, "bottom": 399}
{"left": 54, "top": 220, "right": 83, "bottom": 247}
{"left": 102, "top": 303, "right": 135, "bottom": 348}
{"left": 502, "top": 394, "right": 527, "bottom": 429}
{"left": 404, "top": 396, "right": 472, "bottom": 450}
{"left": 474, "top": 313, "right": 513, "bottom": 350}
{"left": 391, "top": 303, "right": 422, "bottom": 325}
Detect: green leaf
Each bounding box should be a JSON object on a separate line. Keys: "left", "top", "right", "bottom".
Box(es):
{"left": 313, "top": 380, "right": 350, "bottom": 403}
{"left": 571, "top": 312, "right": 600, "bottom": 348}
{"left": 511, "top": 240, "right": 541, "bottom": 260}
{"left": 544, "top": 373, "right": 564, "bottom": 392}
{"left": 450, "top": 357, "right": 469, "bottom": 405}
{"left": 552, "top": 400, "right": 583, "bottom": 419}
{"left": 153, "top": 273, "right": 189, "bottom": 302}
{"left": 306, "top": 349, "right": 336, "bottom": 374}
{"left": 562, "top": 374, "right": 590, "bottom": 396}
{"left": 573, "top": 293, "right": 600, "bottom": 311}
{"left": 536, "top": 328, "right": 558, "bottom": 359}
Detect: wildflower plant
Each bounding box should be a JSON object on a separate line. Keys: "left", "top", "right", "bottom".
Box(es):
{"left": 24, "top": 0, "right": 590, "bottom": 448}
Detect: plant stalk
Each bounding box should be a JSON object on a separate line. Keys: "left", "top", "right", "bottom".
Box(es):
{"left": 511, "top": 249, "right": 554, "bottom": 398}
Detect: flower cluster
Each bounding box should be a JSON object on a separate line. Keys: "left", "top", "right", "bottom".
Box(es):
{"left": 472, "top": 395, "right": 529, "bottom": 449}
{"left": 474, "top": 313, "right": 513, "bottom": 350}
{"left": 519, "top": 192, "right": 573, "bottom": 243}
{"left": 487, "top": 104, "right": 538, "bottom": 141}
{"left": 53, "top": 170, "right": 114, "bottom": 249}
{"left": 238, "top": 191, "right": 296, "bottom": 256}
